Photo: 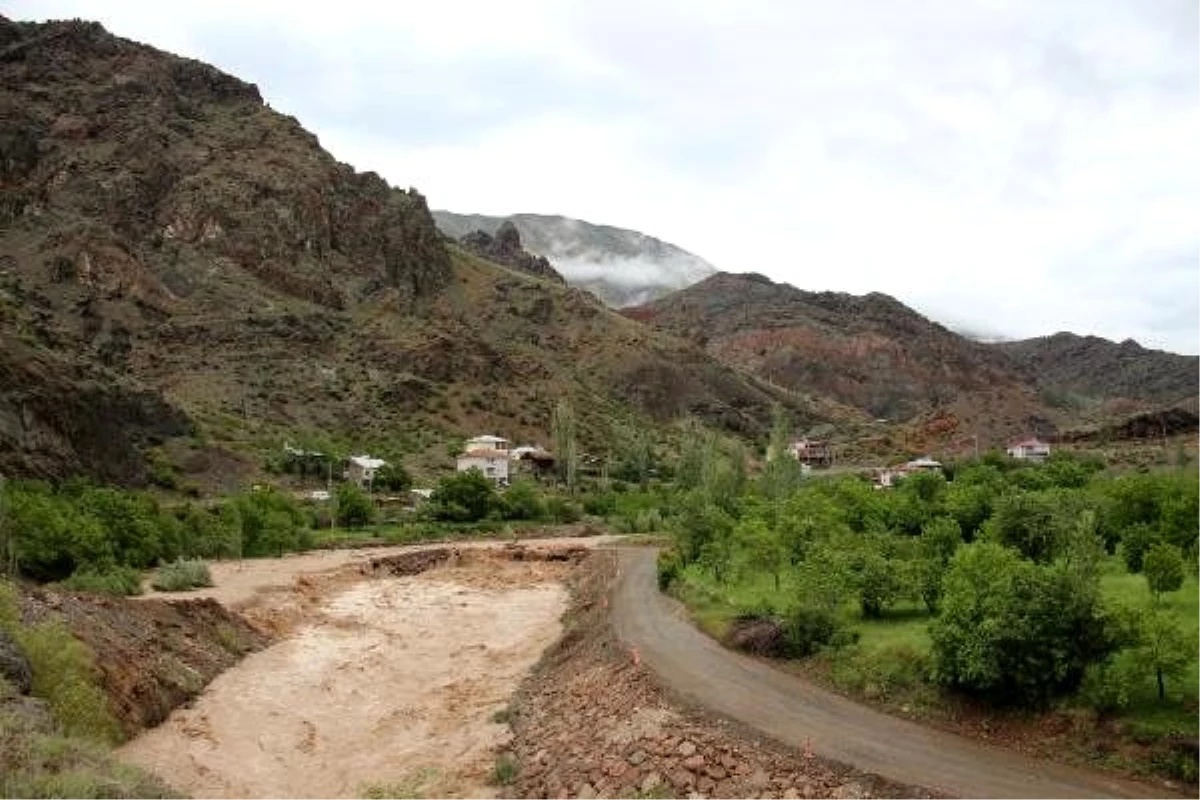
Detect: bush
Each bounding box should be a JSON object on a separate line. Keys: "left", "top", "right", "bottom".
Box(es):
{"left": 545, "top": 495, "right": 581, "bottom": 524}
{"left": 59, "top": 566, "right": 143, "bottom": 597}
{"left": 782, "top": 606, "right": 850, "bottom": 657}
{"left": 656, "top": 550, "right": 682, "bottom": 590}
{"left": 430, "top": 469, "right": 497, "bottom": 522}
{"left": 151, "top": 559, "right": 213, "bottom": 592}
{"left": 830, "top": 644, "right": 932, "bottom": 701}
{"left": 502, "top": 480, "right": 546, "bottom": 521}
{"left": 335, "top": 483, "right": 376, "bottom": 528}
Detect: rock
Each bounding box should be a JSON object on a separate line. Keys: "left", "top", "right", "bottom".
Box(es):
{"left": 697, "top": 776, "right": 716, "bottom": 793}
{"left": 628, "top": 749, "right": 647, "bottom": 766}
{"left": 0, "top": 629, "right": 32, "bottom": 695}
{"left": 745, "top": 768, "right": 771, "bottom": 792}
{"left": 576, "top": 782, "right": 597, "bottom": 799}
{"left": 683, "top": 754, "right": 705, "bottom": 771}
{"left": 668, "top": 768, "right": 696, "bottom": 790}
{"left": 641, "top": 771, "right": 663, "bottom": 794}
{"left": 678, "top": 740, "right": 697, "bottom": 757}
{"left": 704, "top": 764, "right": 728, "bottom": 781}
{"left": 783, "top": 788, "right": 802, "bottom": 799}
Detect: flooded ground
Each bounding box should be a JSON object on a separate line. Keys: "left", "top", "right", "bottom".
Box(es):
{"left": 118, "top": 548, "right": 579, "bottom": 798}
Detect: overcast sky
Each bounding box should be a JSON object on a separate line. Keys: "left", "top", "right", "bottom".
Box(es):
{"left": 11, "top": 1, "right": 1199, "bottom": 353}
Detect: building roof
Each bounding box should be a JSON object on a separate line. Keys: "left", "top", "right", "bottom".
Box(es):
{"left": 905, "top": 456, "right": 942, "bottom": 469}
{"left": 1009, "top": 438, "right": 1048, "bottom": 448}
{"left": 348, "top": 454, "right": 387, "bottom": 469}
{"left": 467, "top": 435, "right": 509, "bottom": 444}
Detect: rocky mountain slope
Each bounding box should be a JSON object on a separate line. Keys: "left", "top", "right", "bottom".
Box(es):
{"left": 626, "top": 273, "right": 1069, "bottom": 449}
{"left": 0, "top": 16, "right": 830, "bottom": 485}
{"left": 995, "top": 332, "right": 1197, "bottom": 407}
{"left": 432, "top": 211, "right": 717, "bottom": 307}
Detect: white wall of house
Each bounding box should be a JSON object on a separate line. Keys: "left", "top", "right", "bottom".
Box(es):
{"left": 456, "top": 452, "right": 510, "bottom": 484}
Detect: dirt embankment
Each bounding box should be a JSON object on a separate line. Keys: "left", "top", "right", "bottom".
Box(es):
{"left": 20, "top": 588, "right": 267, "bottom": 737}
{"left": 507, "top": 549, "right": 932, "bottom": 799}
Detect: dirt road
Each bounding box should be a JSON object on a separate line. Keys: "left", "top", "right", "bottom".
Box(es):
{"left": 610, "top": 548, "right": 1166, "bottom": 799}
{"left": 118, "top": 546, "right": 586, "bottom": 798}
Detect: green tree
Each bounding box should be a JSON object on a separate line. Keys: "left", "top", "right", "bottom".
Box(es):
{"left": 552, "top": 398, "right": 578, "bottom": 493}
{"left": 1134, "top": 609, "right": 1196, "bottom": 701}
{"left": 1143, "top": 542, "right": 1185, "bottom": 601}
{"left": 736, "top": 516, "right": 786, "bottom": 590}
{"left": 1120, "top": 522, "right": 1162, "bottom": 573}
{"left": 430, "top": 469, "right": 497, "bottom": 522}
{"left": 761, "top": 404, "right": 800, "bottom": 502}
{"left": 374, "top": 462, "right": 412, "bottom": 493}
{"left": 857, "top": 551, "right": 901, "bottom": 618}
{"left": 931, "top": 542, "right": 1112, "bottom": 705}
{"left": 335, "top": 483, "right": 376, "bottom": 528}
{"left": 501, "top": 480, "right": 546, "bottom": 521}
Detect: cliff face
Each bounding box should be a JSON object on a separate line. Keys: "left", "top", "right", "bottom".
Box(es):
{"left": 0, "top": 16, "right": 451, "bottom": 482}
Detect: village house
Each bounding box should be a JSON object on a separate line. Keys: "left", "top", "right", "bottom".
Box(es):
{"left": 457, "top": 435, "right": 511, "bottom": 485}
{"left": 872, "top": 456, "right": 942, "bottom": 489}
{"left": 788, "top": 438, "right": 833, "bottom": 467}
{"left": 1007, "top": 437, "right": 1051, "bottom": 462}
{"left": 345, "top": 454, "right": 386, "bottom": 488}
{"left": 510, "top": 445, "right": 556, "bottom": 481}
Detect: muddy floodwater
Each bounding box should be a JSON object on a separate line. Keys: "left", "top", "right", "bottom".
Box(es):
{"left": 118, "top": 558, "right": 569, "bottom": 798}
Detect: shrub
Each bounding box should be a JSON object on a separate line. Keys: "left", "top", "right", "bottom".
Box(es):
{"left": 782, "top": 606, "right": 850, "bottom": 657}
{"left": 830, "top": 643, "right": 932, "bottom": 701}
{"left": 656, "top": 549, "right": 682, "bottom": 591}
{"left": 545, "top": 495, "right": 582, "bottom": 524}
{"left": 430, "top": 469, "right": 497, "bottom": 522}
{"left": 335, "top": 483, "right": 376, "bottom": 528}
{"left": 502, "top": 480, "right": 546, "bottom": 521}
{"left": 151, "top": 559, "right": 213, "bottom": 592}
{"left": 490, "top": 753, "right": 518, "bottom": 786}
{"left": 60, "top": 566, "right": 143, "bottom": 597}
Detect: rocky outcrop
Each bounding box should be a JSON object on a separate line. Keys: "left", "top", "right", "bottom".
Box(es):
{"left": 460, "top": 221, "right": 566, "bottom": 284}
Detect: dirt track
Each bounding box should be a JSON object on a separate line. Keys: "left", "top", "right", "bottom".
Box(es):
{"left": 611, "top": 548, "right": 1167, "bottom": 799}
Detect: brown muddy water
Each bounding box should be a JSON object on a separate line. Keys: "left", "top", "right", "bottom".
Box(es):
{"left": 117, "top": 555, "right": 571, "bottom": 798}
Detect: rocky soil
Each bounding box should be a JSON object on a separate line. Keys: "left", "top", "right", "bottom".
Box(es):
{"left": 508, "top": 550, "right": 933, "bottom": 799}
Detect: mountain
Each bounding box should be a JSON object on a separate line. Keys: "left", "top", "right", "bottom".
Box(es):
{"left": 625, "top": 272, "right": 1074, "bottom": 449}
{"left": 0, "top": 16, "right": 828, "bottom": 486}
{"left": 995, "top": 333, "right": 1198, "bottom": 408}
{"left": 431, "top": 211, "right": 717, "bottom": 307}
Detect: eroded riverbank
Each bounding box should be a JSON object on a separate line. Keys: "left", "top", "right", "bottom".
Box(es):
{"left": 118, "top": 546, "right": 586, "bottom": 798}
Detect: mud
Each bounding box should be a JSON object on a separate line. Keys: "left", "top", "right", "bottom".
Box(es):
{"left": 118, "top": 547, "right": 582, "bottom": 798}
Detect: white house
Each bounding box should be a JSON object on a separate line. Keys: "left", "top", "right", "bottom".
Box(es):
{"left": 456, "top": 449, "right": 510, "bottom": 484}
{"left": 1007, "top": 438, "right": 1051, "bottom": 462}
{"left": 457, "top": 435, "right": 511, "bottom": 484}
{"left": 346, "top": 454, "right": 386, "bottom": 488}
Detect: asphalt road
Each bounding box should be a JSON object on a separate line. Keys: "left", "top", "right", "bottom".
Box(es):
{"left": 610, "top": 547, "right": 1169, "bottom": 799}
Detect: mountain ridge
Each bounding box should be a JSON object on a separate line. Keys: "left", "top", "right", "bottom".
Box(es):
{"left": 432, "top": 211, "right": 717, "bottom": 307}
{"left": 0, "top": 15, "right": 836, "bottom": 485}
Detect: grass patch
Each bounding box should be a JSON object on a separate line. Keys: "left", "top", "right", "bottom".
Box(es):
{"left": 58, "top": 566, "right": 143, "bottom": 597}
{"left": 358, "top": 767, "right": 441, "bottom": 799}
{"left": 151, "top": 559, "right": 213, "bottom": 592}
{"left": 489, "top": 752, "right": 518, "bottom": 786}
{"left": 490, "top": 706, "right": 512, "bottom": 724}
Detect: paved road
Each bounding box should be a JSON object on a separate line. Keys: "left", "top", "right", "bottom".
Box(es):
{"left": 610, "top": 548, "right": 1168, "bottom": 799}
